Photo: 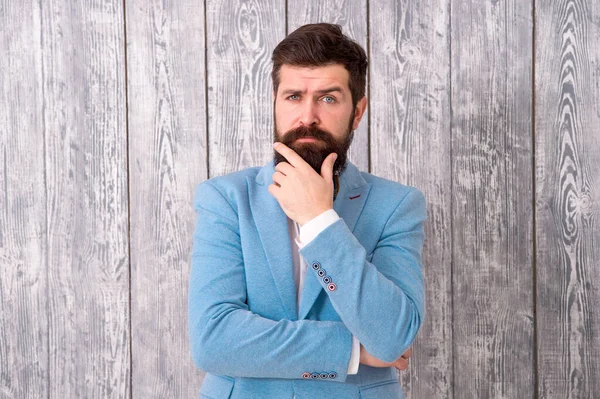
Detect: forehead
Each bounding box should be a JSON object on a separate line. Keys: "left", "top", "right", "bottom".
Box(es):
{"left": 278, "top": 64, "right": 350, "bottom": 92}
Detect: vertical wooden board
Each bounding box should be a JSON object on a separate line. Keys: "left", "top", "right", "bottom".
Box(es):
{"left": 0, "top": 2, "right": 48, "bottom": 398}
{"left": 41, "top": 1, "right": 130, "bottom": 397}
{"left": 126, "top": 0, "right": 208, "bottom": 397}
{"left": 287, "top": 1, "right": 369, "bottom": 172}
{"left": 206, "top": 0, "right": 286, "bottom": 176}
{"left": 451, "top": 1, "right": 534, "bottom": 398}
{"left": 369, "top": 0, "right": 452, "bottom": 397}
{"left": 535, "top": 0, "right": 600, "bottom": 397}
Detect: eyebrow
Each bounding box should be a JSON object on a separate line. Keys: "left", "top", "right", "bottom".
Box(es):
{"left": 281, "top": 86, "right": 345, "bottom": 96}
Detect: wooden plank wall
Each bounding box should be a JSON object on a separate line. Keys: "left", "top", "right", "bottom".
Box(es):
{"left": 535, "top": 0, "right": 600, "bottom": 397}
{"left": 1, "top": 0, "right": 599, "bottom": 398}
{"left": 126, "top": 0, "right": 208, "bottom": 397}
{"left": 43, "top": 2, "right": 131, "bottom": 397}
{"left": 451, "top": 1, "right": 535, "bottom": 398}
{"left": 0, "top": 2, "right": 48, "bottom": 398}
{"left": 369, "top": 1, "right": 452, "bottom": 397}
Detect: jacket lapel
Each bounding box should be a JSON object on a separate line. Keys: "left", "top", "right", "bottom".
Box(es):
{"left": 248, "top": 162, "right": 298, "bottom": 320}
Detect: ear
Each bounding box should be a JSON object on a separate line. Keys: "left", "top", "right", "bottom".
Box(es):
{"left": 351, "top": 96, "right": 368, "bottom": 130}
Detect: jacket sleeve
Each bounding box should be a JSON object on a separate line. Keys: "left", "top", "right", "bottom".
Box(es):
{"left": 298, "top": 188, "right": 427, "bottom": 363}
{"left": 188, "top": 181, "right": 353, "bottom": 381}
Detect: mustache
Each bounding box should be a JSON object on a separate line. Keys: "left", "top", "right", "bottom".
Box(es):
{"left": 277, "top": 125, "right": 337, "bottom": 146}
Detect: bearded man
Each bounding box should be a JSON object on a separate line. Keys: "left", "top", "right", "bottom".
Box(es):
{"left": 189, "top": 23, "right": 426, "bottom": 399}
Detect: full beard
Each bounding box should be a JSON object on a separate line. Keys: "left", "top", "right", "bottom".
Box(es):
{"left": 273, "top": 112, "right": 355, "bottom": 176}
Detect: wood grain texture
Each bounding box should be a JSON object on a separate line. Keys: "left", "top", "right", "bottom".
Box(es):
{"left": 535, "top": 0, "right": 600, "bottom": 397}
{"left": 287, "top": 0, "right": 369, "bottom": 172}
{"left": 206, "top": 0, "right": 286, "bottom": 176}
{"left": 3, "top": 0, "right": 600, "bottom": 396}
{"left": 451, "top": 1, "right": 534, "bottom": 398}
{"left": 369, "top": 0, "right": 453, "bottom": 397}
{"left": 126, "top": 0, "right": 208, "bottom": 396}
{"left": 41, "top": 1, "right": 130, "bottom": 397}
{"left": 0, "top": 2, "right": 48, "bottom": 398}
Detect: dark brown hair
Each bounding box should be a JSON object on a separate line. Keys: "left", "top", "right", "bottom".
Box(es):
{"left": 271, "top": 23, "right": 368, "bottom": 107}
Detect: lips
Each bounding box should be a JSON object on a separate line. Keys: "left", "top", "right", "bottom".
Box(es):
{"left": 296, "top": 137, "right": 320, "bottom": 142}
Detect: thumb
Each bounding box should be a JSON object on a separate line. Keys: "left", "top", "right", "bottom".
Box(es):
{"left": 321, "top": 153, "right": 337, "bottom": 182}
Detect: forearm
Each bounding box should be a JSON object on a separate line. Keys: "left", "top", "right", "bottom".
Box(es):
{"left": 189, "top": 295, "right": 353, "bottom": 380}
{"left": 303, "top": 227, "right": 421, "bottom": 362}
{"left": 299, "top": 190, "right": 426, "bottom": 362}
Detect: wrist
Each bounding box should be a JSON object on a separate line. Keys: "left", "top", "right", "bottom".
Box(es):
{"left": 298, "top": 208, "right": 333, "bottom": 226}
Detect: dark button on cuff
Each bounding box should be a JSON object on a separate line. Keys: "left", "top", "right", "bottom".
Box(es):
{"left": 327, "top": 283, "right": 337, "bottom": 291}
{"left": 317, "top": 269, "right": 326, "bottom": 277}
{"left": 310, "top": 373, "right": 320, "bottom": 379}
{"left": 322, "top": 275, "right": 332, "bottom": 284}
{"left": 302, "top": 372, "right": 311, "bottom": 379}
{"left": 328, "top": 372, "right": 337, "bottom": 379}
{"left": 311, "top": 262, "right": 321, "bottom": 270}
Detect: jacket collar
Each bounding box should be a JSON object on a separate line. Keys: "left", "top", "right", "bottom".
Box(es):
{"left": 249, "top": 160, "right": 371, "bottom": 320}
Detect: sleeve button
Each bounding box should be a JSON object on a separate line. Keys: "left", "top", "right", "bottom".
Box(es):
{"left": 302, "top": 372, "right": 311, "bottom": 379}
{"left": 311, "top": 262, "right": 321, "bottom": 270}
{"left": 322, "top": 275, "right": 332, "bottom": 284}
{"left": 327, "top": 283, "right": 337, "bottom": 291}
{"left": 317, "top": 269, "right": 326, "bottom": 277}
{"left": 328, "top": 372, "right": 337, "bottom": 379}
{"left": 320, "top": 373, "right": 329, "bottom": 379}
{"left": 310, "top": 373, "right": 320, "bottom": 379}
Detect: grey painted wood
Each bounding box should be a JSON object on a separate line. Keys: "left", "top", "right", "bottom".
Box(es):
{"left": 2, "top": 0, "right": 600, "bottom": 397}
{"left": 40, "top": 1, "right": 130, "bottom": 398}
{"left": 287, "top": 0, "right": 369, "bottom": 172}
{"left": 126, "top": 0, "right": 208, "bottom": 396}
{"left": 0, "top": 2, "right": 48, "bottom": 398}
{"left": 206, "top": 0, "right": 286, "bottom": 177}
{"left": 451, "top": 1, "right": 535, "bottom": 398}
{"left": 369, "top": 0, "right": 453, "bottom": 397}
{"left": 535, "top": 0, "right": 600, "bottom": 397}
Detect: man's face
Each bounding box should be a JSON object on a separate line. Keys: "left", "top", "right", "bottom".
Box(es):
{"left": 273, "top": 64, "right": 366, "bottom": 175}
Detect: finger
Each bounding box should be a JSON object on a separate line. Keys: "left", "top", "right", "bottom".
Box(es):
{"left": 402, "top": 348, "right": 412, "bottom": 360}
{"left": 320, "top": 153, "right": 337, "bottom": 182}
{"left": 274, "top": 162, "right": 294, "bottom": 176}
{"left": 273, "top": 142, "right": 310, "bottom": 170}
{"left": 267, "top": 183, "right": 281, "bottom": 197}
{"left": 394, "top": 357, "right": 409, "bottom": 371}
{"left": 272, "top": 171, "right": 286, "bottom": 186}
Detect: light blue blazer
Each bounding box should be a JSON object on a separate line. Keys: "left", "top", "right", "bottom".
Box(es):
{"left": 188, "top": 160, "right": 426, "bottom": 399}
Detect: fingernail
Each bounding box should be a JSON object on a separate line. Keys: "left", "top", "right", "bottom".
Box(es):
{"left": 273, "top": 142, "right": 280, "bottom": 148}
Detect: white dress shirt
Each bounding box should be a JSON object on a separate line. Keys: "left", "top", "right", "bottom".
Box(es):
{"left": 287, "top": 209, "right": 360, "bottom": 376}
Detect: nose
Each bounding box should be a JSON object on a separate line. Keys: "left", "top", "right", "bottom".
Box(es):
{"left": 298, "top": 101, "right": 319, "bottom": 126}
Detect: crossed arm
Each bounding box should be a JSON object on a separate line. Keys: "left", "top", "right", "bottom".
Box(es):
{"left": 191, "top": 139, "right": 424, "bottom": 381}
{"left": 188, "top": 178, "right": 426, "bottom": 381}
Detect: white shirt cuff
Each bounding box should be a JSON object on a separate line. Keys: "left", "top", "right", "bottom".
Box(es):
{"left": 347, "top": 336, "right": 360, "bottom": 374}
{"left": 294, "top": 209, "right": 340, "bottom": 248}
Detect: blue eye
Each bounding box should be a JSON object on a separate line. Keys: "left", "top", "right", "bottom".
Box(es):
{"left": 322, "top": 96, "right": 335, "bottom": 103}
{"left": 288, "top": 94, "right": 300, "bottom": 100}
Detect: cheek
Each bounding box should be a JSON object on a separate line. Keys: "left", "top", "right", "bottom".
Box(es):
{"left": 275, "top": 106, "right": 298, "bottom": 127}
{"left": 325, "top": 110, "right": 352, "bottom": 130}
